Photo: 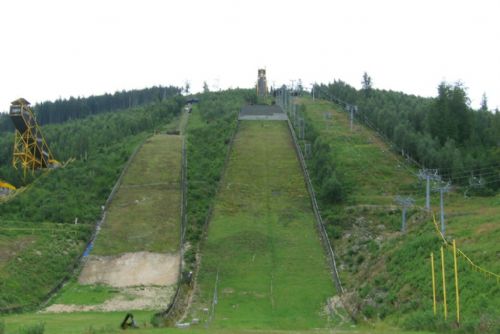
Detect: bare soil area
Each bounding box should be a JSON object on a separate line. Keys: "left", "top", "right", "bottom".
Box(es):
{"left": 79, "top": 251, "right": 179, "bottom": 287}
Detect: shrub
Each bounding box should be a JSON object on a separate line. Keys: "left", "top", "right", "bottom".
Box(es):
{"left": 150, "top": 314, "right": 162, "bottom": 328}
{"left": 19, "top": 323, "right": 45, "bottom": 334}
{"left": 320, "top": 174, "right": 346, "bottom": 203}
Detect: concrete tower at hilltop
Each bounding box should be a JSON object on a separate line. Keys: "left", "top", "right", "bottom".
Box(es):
{"left": 256, "top": 69, "right": 268, "bottom": 97}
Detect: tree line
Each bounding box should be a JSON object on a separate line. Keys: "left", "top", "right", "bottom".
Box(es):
{"left": 314, "top": 77, "right": 500, "bottom": 193}
{"left": 0, "top": 85, "right": 181, "bottom": 132}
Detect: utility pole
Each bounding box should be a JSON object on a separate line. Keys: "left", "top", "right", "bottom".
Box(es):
{"left": 433, "top": 182, "right": 451, "bottom": 237}
{"left": 349, "top": 105, "right": 357, "bottom": 131}
{"left": 395, "top": 196, "right": 415, "bottom": 232}
{"left": 418, "top": 169, "right": 439, "bottom": 210}
{"left": 312, "top": 84, "right": 315, "bottom": 101}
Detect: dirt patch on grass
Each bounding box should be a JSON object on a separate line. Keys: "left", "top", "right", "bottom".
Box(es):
{"left": 44, "top": 286, "right": 175, "bottom": 312}
{"left": 474, "top": 222, "right": 498, "bottom": 235}
{"left": 79, "top": 252, "right": 179, "bottom": 287}
{"left": 0, "top": 236, "right": 35, "bottom": 267}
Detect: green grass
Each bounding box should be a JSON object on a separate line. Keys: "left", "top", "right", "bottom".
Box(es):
{"left": 92, "top": 134, "right": 182, "bottom": 255}
{"left": 297, "top": 97, "right": 500, "bottom": 332}
{"left": 0, "top": 223, "right": 91, "bottom": 310}
{"left": 0, "top": 311, "right": 434, "bottom": 334}
{"left": 190, "top": 121, "right": 335, "bottom": 330}
{"left": 49, "top": 280, "right": 120, "bottom": 306}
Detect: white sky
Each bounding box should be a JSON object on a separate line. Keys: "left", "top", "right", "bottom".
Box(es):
{"left": 1, "top": 0, "right": 499, "bottom": 112}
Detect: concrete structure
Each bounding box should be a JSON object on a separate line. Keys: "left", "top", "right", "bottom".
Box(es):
{"left": 239, "top": 105, "right": 287, "bottom": 121}
{"left": 256, "top": 69, "right": 268, "bottom": 97}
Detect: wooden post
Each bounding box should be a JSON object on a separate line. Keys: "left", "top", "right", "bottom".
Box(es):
{"left": 453, "top": 240, "right": 460, "bottom": 324}
{"left": 431, "top": 252, "right": 437, "bottom": 316}
{"left": 441, "top": 246, "right": 447, "bottom": 320}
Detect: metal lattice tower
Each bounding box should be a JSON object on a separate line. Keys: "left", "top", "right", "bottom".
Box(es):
{"left": 433, "top": 182, "right": 451, "bottom": 237}
{"left": 348, "top": 104, "right": 358, "bottom": 131}
{"left": 395, "top": 196, "right": 415, "bottom": 232}
{"left": 9, "top": 98, "right": 58, "bottom": 177}
{"left": 418, "top": 169, "right": 440, "bottom": 210}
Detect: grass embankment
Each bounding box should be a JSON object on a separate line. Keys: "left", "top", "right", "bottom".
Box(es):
{"left": 190, "top": 121, "right": 335, "bottom": 330}
{"left": 297, "top": 97, "right": 500, "bottom": 332}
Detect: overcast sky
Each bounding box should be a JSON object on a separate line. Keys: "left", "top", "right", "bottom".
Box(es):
{"left": 1, "top": 0, "right": 499, "bottom": 112}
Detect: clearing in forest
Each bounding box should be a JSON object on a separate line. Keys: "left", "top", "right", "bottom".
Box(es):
{"left": 189, "top": 121, "right": 335, "bottom": 329}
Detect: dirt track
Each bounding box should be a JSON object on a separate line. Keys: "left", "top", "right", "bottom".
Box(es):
{"left": 79, "top": 251, "right": 179, "bottom": 287}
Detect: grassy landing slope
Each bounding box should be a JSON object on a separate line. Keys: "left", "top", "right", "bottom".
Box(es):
{"left": 190, "top": 121, "right": 335, "bottom": 330}
{"left": 93, "top": 134, "right": 182, "bottom": 255}
{"left": 48, "top": 133, "right": 183, "bottom": 310}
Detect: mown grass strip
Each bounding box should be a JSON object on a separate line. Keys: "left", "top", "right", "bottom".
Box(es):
{"left": 192, "top": 121, "right": 335, "bottom": 329}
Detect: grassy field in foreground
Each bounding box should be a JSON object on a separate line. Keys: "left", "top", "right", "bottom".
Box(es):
{"left": 0, "top": 311, "right": 434, "bottom": 334}
{"left": 189, "top": 121, "right": 336, "bottom": 330}
{"left": 92, "top": 134, "right": 182, "bottom": 255}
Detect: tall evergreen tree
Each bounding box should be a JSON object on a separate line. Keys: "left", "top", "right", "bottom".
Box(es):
{"left": 361, "top": 72, "right": 372, "bottom": 96}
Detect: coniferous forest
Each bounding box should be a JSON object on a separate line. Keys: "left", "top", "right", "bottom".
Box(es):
{"left": 0, "top": 85, "right": 181, "bottom": 132}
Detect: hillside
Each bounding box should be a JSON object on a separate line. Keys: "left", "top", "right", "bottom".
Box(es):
{"left": 0, "top": 98, "right": 183, "bottom": 311}
{"left": 295, "top": 96, "right": 500, "bottom": 333}
{"left": 0, "top": 87, "right": 498, "bottom": 334}
{"left": 45, "top": 133, "right": 183, "bottom": 313}
{"left": 188, "top": 120, "right": 335, "bottom": 329}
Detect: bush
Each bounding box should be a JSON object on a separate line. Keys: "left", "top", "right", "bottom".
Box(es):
{"left": 320, "top": 174, "right": 346, "bottom": 203}
{"left": 362, "top": 304, "right": 376, "bottom": 318}
{"left": 150, "top": 314, "right": 162, "bottom": 328}
{"left": 19, "top": 323, "right": 45, "bottom": 334}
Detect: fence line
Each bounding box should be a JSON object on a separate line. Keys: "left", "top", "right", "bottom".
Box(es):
{"left": 283, "top": 108, "right": 344, "bottom": 294}
{"left": 159, "top": 136, "right": 188, "bottom": 319}
{"left": 429, "top": 212, "right": 500, "bottom": 283}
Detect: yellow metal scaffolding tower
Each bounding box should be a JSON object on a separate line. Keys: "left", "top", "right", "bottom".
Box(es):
{"left": 9, "top": 98, "right": 58, "bottom": 177}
